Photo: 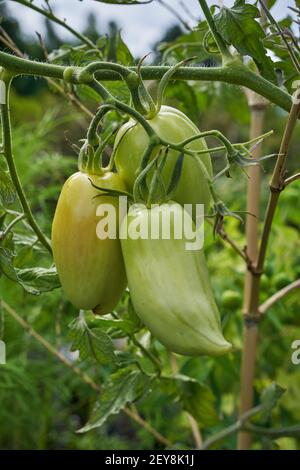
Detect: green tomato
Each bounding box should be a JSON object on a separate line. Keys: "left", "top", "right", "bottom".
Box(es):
{"left": 221, "top": 290, "right": 242, "bottom": 310}
{"left": 114, "top": 105, "right": 213, "bottom": 214}
{"left": 120, "top": 201, "right": 231, "bottom": 356}
{"left": 52, "top": 171, "right": 127, "bottom": 314}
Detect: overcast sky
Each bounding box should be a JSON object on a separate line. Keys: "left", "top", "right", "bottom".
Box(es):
{"left": 6, "top": 0, "right": 296, "bottom": 57}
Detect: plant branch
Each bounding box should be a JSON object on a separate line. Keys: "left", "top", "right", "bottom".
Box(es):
{"left": 0, "top": 30, "right": 93, "bottom": 118}
{"left": 284, "top": 172, "right": 300, "bottom": 187}
{"left": 131, "top": 335, "right": 162, "bottom": 373}
{"left": 0, "top": 51, "right": 293, "bottom": 114}
{"left": 218, "top": 226, "right": 253, "bottom": 269}
{"left": 0, "top": 74, "right": 52, "bottom": 253}
{"left": 123, "top": 406, "right": 171, "bottom": 447}
{"left": 244, "top": 423, "right": 300, "bottom": 438}
{"left": 201, "top": 405, "right": 262, "bottom": 450}
{"left": 257, "top": 97, "right": 300, "bottom": 273}
{"left": 238, "top": 86, "right": 300, "bottom": 451}
{"left": 259, "top": 279, "right": 300, "bottom": 314}
{"left": 1, "top": 213, "right": 25, "bottom": 239}
{"left": 201, "top": 411, "right": 300, "bottom": 449}
{"left": 206, "top": 218, "right": 252, "bottom": 266}
{"left": 197, "top": 0, "right": 232, "bottom": 63}
{"left": 238, "top": 90, "right": 267, "bottom": 450}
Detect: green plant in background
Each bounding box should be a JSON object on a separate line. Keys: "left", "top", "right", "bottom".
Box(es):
{"left": 0, "top": 0, "right": 299, "bottom": 451}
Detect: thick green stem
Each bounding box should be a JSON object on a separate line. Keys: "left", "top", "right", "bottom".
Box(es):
{"left": 0, "top": 51, "right": 293, "bottom": 114}
{"left": 1, "top": 213, "right": 25, "bottom": 239}
{"left": 91, "top": 81, "right": 158, "bottom": 140}
{"left": 87, "top": 105, "right": 112, "bottom": 145}
{"left": 0, "top": 74, "right": 52, "bottom": 253}
{"left": 79, "top": 62, "right": 149, "bottom": 115}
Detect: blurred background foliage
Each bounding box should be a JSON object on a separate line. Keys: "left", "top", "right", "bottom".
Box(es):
{"left": 0, "top": 1, "right": 299, "bottom": 450}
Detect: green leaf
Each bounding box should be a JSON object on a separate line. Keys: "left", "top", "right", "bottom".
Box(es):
{"left": 214, "top": 0, "right": 276, "bottom": 82}
{"left": 85, "top": 316, "right": 131, "bottom": 339}
{"left": 75, "top": 84, "right": 101, "bottom": 103}
{"left": 69, "top": 314, "right": 117, "bottom": 365}
{"left": 16, "top": 266, "right": 60, "bottom": 294}
{"left": 104, "top": 81, "right": 131, "bottom": 103}
{"left": 0, "top": 247, "right": 59, "bottom": 294}
{"left": 160, "top": 374, "right": 220, "bottom": 427}
{"left": 13, "top": 245, "right": 34, "bottom": 268}
{"left": 13, "top": 233, "right": 43, "bottom": 250}
{"left": 78, "top": 367, "right": 146, "bottom": 433}
{"left": 0, "top": 170, "right": 16, "bottom": 206}
{"left": 0, "top": 247, "right": 18, "bottom": 283}
{"left": 111, "top": 30, "right": 134, "bottom": 65}
{"left": 159, "top": 26, "right": 210, "bottom": 65}
{"left": 85, "top": 303, "right": 143, "bottom": 340}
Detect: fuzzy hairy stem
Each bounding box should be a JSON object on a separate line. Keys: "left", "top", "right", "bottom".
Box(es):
{"left": 197, "top": 0, "right": 232, "bottom": 63}
{"left": 284, "top": 172, "right": 300, "bottom": 187}
{"left": 0, "top": 51, "right": 293, "bottom": 114}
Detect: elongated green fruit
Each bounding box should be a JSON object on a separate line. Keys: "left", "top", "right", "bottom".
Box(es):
{"left": 114, "top": 105, "right": 212, "bottom": 212}
{"left": 52, "top": 171, "right": 126, "bottom": 314}
{"left": 120, "top": 202, "right": 231, "bottom": 356}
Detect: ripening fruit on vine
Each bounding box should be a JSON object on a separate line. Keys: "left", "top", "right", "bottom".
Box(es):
{"left": 120, "top": 201, "right": 232, "bottom": 356}
{"left": 113, "top": 105, "right": 213, "bottom": 217}
{"left": 52, "top": 170, "right": 127, "bottom": 314}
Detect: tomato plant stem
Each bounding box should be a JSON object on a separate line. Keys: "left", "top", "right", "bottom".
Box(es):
{"left": 0, "top": 50, "right": 293, "bottom": 114}
{"left": 239, "top": 90, "right": 300, "bottom": 450}
{"left": 197, "top": 0, "right": 233, "bottom": 64}
{"left": 257, "top": 98, "right": 300, "bottom": 272}
{"left": 0, "top": 75, "right": 52, "bottom": 253}
{"left": 238, "top": 92, "right": 266, "bottom": 450}
{"left": 259, "top": 279, "right": 300, "bottom": 314}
